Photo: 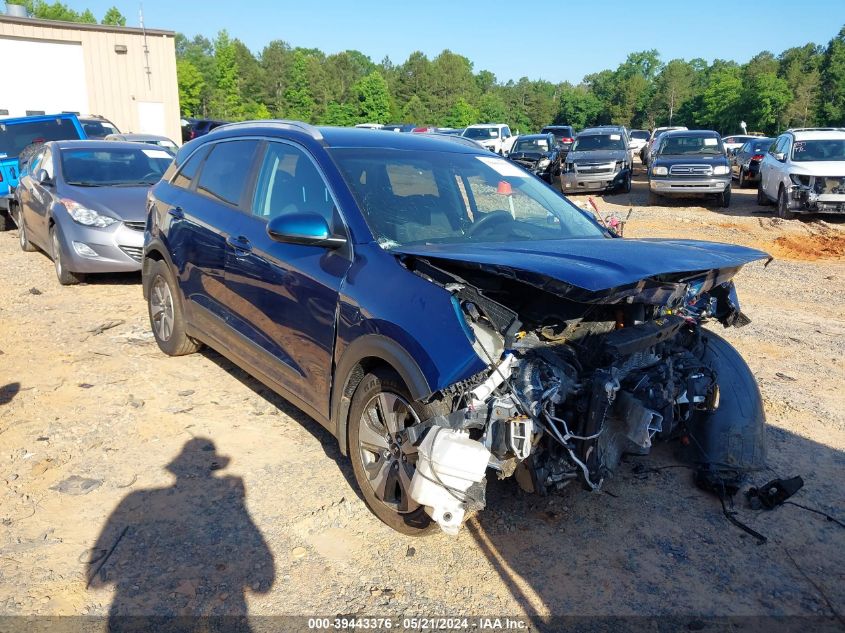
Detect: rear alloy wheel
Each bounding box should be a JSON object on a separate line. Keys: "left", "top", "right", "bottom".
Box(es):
{"left": 348, "top": 369, "right": 441, "bottom": 535}
{"left": 51, "top": 225, "right": 83, "bottom": 285}
{"left": 777, "top": 186, "right": 795, "bottom": 220}
{"left": 18, "top": 211, "right": 36, "bottom": 252}
{"left": 147, "top": 259, "right": 201, "bottom": 356}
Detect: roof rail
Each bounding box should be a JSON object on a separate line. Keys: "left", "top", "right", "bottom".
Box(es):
{"left": 214, "top": 119, "right": 324, "bottom": 141}
{"left": 786, "top": 127, "right": 845, "bottom": 133}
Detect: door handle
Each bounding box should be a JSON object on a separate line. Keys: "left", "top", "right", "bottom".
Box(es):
{"left": 168, "top": 206, "right": 184, "bottom": 219}
{"left": 226, "top": 235, "right": 252, "bottom": 254}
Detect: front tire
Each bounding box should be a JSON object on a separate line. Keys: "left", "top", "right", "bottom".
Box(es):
{"left": 738, "top": 169, "right": 747, "bottom": 188}
{"left": 757, "top": 182, "right": 771, "bottom": 206}
{"left": 777, "top": 186, "right": 795, "bottom": 220}
{"left": 648, "top": 189, "right": 660, "bottom": 205}
{"left": 718, "top": 185, "right": 731, "bottom": 208}
{"left": 348, "top": 368, "right": 443, "bottom": 536}
{"left": 19, "top": 211, "right": 36, "bottom": 252}
{"left": 147, "top": 259, "right": 201, "bottom": 356}
{"left": 51, "top": 225, "right": 84, "bottom": 285}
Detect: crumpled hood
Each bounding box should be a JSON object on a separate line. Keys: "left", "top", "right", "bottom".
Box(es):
{"left": 394, "top": 238, "right": 769, "bottom": 296}
{"left": 789, "top": 162, "right": 845, "bottom": 177}
{"left": 60, "top": 185, "right": 149, "bottom": 221}
{"left": 567, "top": 150, "right": 627, "bottom": 163}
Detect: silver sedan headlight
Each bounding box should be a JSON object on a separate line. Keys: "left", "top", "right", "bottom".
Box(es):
{"left": 61, "top": 199, "right": 118, "bottom": 228}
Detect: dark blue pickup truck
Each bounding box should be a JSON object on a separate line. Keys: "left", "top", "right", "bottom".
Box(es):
{"left": 0, "top": 113, "right": 86, "bottom": 229}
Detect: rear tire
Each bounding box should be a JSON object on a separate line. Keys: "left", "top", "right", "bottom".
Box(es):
{"left": 757, "top": 182, "right": 771, "bottom": 206}
{"left": 51, "top": 225, "right": 84, "bottom": 285}
{"left": 348, "top": 368, "right": 445, "bottom": 536}
{"left": 18, "top": 211, "right": 36, "bottom": 252}
{"left": 777, "top": 186, "right": 795, "bottom": 220}
{"left": 738, "top": 169, "right": 747, "bottom": 188}
{"left": 0, "top": 210, "right": 11, "bottom": 231}
{"left": 147, "top": 259, "right": 201, "bottom": 356}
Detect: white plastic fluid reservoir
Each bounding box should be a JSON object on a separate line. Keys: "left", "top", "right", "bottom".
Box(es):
{"left": 409, "top": 428, "right": 491, "bottom": 535}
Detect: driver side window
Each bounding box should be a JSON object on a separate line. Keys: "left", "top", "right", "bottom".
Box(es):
{"left": 251, "top": 142, "right": 336, "bottom": 227}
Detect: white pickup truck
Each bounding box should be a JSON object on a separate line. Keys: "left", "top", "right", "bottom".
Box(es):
{"left": 461, "top": 123, "right": 517, "bottom": 155}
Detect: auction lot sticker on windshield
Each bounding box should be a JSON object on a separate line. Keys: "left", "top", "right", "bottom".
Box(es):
{"left": 704, "top": 138, "right": 718, "bottom": 146}
{"left": 142, "top": 149, "right": 172, "bottom": 159}
{"left": 610, "top": 134, "right": 621, "bottom": 140}
{"left": 477, "top": 156, "right": 528, "bottom": 177}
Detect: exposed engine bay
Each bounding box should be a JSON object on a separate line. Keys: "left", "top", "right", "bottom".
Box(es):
{"left": 398, "top": 255, "right": 765, "bottom": 535}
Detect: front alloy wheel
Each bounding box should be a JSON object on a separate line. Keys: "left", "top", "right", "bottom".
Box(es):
{"left": 348, "top": 369, "right": 441, "bottom": 535}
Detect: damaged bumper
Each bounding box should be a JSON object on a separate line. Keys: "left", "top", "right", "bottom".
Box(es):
{"left": 787, "top": 176, "right": 845, "bottom": 213}
{"left": 395, "top": 249, "right": 768, "bottom": 535}
{"left": 561, "top": 167, "right": 630, "bottom": 192}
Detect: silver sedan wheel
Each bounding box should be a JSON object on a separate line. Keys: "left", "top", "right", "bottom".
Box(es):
{"left": 51, "top": 229, "right": 63, "bottom": 277}
{"left": 357, "top": 392, "right": 421, "bottom": 513}
{"left": 150, "top": 275, "right": 175, "bottom": 342}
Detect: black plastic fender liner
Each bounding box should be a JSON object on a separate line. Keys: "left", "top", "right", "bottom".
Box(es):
{"left": 685, "top": 330, "right": 767, "bottom": 472}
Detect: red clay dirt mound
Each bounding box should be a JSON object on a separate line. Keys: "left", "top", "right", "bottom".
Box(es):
{"left": 770, "top": 234, "right": 845, "bottom": 261}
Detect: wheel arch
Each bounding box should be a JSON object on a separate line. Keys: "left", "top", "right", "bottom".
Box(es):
{"left": 332, "top": 335, "right": 432, "bottom": 456}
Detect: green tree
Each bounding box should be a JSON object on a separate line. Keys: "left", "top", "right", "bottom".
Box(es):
{"left": 779, "top": 44, "right": 822, "bottom": 128}
{"left": 322, "top": 102, "right": 357, "bottom": 126}
{"left": 744, "top": 73, "right": 791, "bottom": 133}
{"left": 649, "top": 59, "right": 696, "bottom": 127}
{"left": 283, "top": 50, "right": 316, "bottom": 122}
{"left": 818, "top": 26, "right": 845, "bottom": 125}
{"left": 478, "top": 93, "right": 508, "bottom": 124}
{"left": 353, "top": 71, "right": 391, "bottom": 123}
{"left": 556, "top": 84, "right": 602, "bottom": 128}
{"left": 260, "top": 40, "right": 292, "bottom": 117}
{"left": 176, "top": 58, "right": 205, "bottom": 117}
{"left": 23, "top": 1, "right": 95, "bottom": 22}
{"left": 210, "top": 30, "right": 243, "bottom": 120}
{"left": 701, "top": 65, "right": 744, "bottom": 132}
{"left": 443, "top": 97, "right": 480, "bottom": 128}
{"left": 101, "top": 6, "right": 126, "bottom": 26}
{"left": 402, "top": 94, "right": 429, "bottom": 123}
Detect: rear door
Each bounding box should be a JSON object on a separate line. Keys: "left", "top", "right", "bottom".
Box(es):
{"left": 162, "top": 139, "right": 261, "bottom": 343}
{"left": 222, "top": 140, "right": 351, "bottom": 417}
{"left": 24, "top": 146, "right": 56, "bottom": 245}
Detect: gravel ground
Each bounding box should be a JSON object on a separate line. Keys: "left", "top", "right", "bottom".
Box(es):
{"left": 1, "top": 169, "right": 843, "bottom": 629}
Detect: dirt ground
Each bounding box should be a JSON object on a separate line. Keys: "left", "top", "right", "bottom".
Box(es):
{"left": 1, "top": 167, "right": 844, "bottom": 628}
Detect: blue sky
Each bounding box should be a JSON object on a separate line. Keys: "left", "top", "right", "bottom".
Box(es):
{"left": 82, "top": 0, "right": 843, "bottom": 83}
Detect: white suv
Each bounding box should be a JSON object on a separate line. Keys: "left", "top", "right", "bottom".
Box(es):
{"left": 758, "top": 128, "right": 845, "bottom": 219}
{"left": 461, "top": 124, "right": 516, "bottom": 155}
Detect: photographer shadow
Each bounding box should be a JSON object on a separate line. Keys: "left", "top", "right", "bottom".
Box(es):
{"left": 87, "top": 438, "right": 274, "bottom": 632}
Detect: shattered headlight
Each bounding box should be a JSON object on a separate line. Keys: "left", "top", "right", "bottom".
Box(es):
{"left": 713, "top": 165, "right": 730, "bottom": 175}
{"left": 61, "top": 199, "right": 117, "bottom": 228}
{"left": 790, "top": 174, "right": 811, "bottom": 187}
{"left": 652, "top": 166, "right": 668, "bottom": 176}
{"left": 537, "top": 158, "right": 551, "bottom": 169}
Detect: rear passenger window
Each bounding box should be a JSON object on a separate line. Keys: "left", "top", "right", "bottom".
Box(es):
{"left": 196, "top": 140, "right": 259, "bottom": 206}
{"left": 172, "top": 145, "right": 210, "bottom": 190}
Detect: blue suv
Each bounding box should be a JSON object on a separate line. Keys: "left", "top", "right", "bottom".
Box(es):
{"left": 144, "top": 121, "right": 769, "bottom": 535}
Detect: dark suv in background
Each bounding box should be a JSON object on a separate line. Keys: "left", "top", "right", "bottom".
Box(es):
{"left": 540, "top": 125, "right": 576, "bottom": 157}
{"left": 560, "top": 126, "right": 633, "bottom": 194}
{"left": 648, "top": 129, "right": 731, "bottom": 207}
{"left": 181, "top": 118, "right": 229, "bottom": 142}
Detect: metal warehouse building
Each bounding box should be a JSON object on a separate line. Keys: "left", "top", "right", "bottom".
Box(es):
{"left": 0, "top": 12, "right": 180, "bottom": 142}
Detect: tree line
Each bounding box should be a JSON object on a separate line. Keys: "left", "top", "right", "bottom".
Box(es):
{"left": 177, "top": 26, "right": 845, "bottom": 135}
{"left": 14, "top": 3, "right": 845, "bottom": 134}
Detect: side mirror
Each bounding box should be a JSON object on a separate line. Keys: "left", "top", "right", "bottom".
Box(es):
{"left": 774, "top": 152, "right": 786, "bottom": 162}
{"left": 36, "top": 169, "right": 52, "bottom": 186}
{"left": 266, "top": 212, "right": 346, "bottom": 249}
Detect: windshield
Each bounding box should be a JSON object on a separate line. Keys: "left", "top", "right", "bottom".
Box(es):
{"left": 659, "top": 135, "right": 723, "bottom": 155}
{"left": 791, "top": 139, "right": 845, "bottom": 162}
{"left": 330, "top": 148, "right": 605, "bottom": 248}
{"left": 749, "top": 140, "right": 773, "bottom": 153}
{"left": 0, "top": 118, "right": 83, "bottom": 159}
{"left": 571, "top": 134, "right": 625, "bottom": 152}
{"left": 60, "top": 147, "right": 172, "bottom": 186}
{"left": 463, "top": 127, "right": 499, "bottom": 140}
{"left": 512, "top": 138, "right": 549, "bottom": 153}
